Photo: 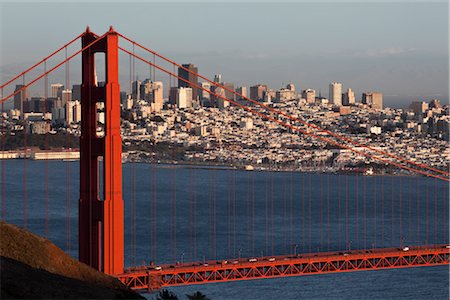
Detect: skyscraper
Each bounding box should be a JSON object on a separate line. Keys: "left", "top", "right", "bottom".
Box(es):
{"left": 13, "top": 84, "right": 28, "bottom": 112}
{"left": 199, "top": 82, "right": 211, "bottom": 101}
{"left": 178, "top": 64, "right": 198, "bottom": 103}
{"left": 176, "top": 87, "right": 193, "bottom": 109}
{"left": 61, "top": 89, "right": 72, "bottom": 107}
{"left": 72, "top": 84, "right": 81, "bottom": 101}
{"left": 342, "top": 88, "right": 355, "bottom": 106}
{"left": 302, "top": 89, "right": 316, "bottom": 103}
{"left": 236, "top": 86, "right": 247, "bottom": 99}
{"left": 250, "top": 84, "right": 267, "bottom": 101}
{"left": 362, "top": 92, "right": 383, "bottom": 109}
{"left": 131, "top": 80, "right": 141, "bottom": 100}
{"left": 329, "top": 82, "right": 342, "bottom": 106}
{"left": 51, "top": 83, "right": 64, "bottom": 98}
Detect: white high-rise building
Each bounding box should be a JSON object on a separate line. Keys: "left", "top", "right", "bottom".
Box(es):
{"left": 329, "top": 82, "right": 342, "bottom": 106}
{"left": 176, "top": 87, "right": 193, "bottom": 109}
{"left": 65, "top": 100, "right": 81, "bottom": 125}
{"left": 51, "top": 83, "right": 64, "bottom": 98}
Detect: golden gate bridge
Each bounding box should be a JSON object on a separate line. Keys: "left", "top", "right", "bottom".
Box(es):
{"left": 0, "top": 27, "right": 448, "bottom": 291}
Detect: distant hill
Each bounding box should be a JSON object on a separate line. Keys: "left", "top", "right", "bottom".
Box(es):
{"left": 0, "top": 222, "right": 144, "bottom": 299}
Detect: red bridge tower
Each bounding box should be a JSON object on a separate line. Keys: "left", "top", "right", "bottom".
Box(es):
{"left": 79, "top": 27, "right": 124, "bottom": 275}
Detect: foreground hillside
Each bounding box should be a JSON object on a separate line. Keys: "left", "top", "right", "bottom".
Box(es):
{"left": 0, "top": 222, "right": 144, "bottom": 299}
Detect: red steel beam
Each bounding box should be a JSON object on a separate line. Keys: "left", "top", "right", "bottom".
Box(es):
{"left": 117, "top": 245, "right": 449, "bottom": 291}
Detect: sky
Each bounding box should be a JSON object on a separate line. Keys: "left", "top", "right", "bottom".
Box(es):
{"left": 0, "top": 1, "right": 448, "bottom": 108}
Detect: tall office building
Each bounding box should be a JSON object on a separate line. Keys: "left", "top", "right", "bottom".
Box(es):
{"left": 342, "top": 88, "right": 355, "bottom": 106}
{"left": 362, "top": 92, "right": 383, "bottom": 109}
{"left": 199, "top": 82, "right": 211, "bottom": 101}
{"left": 178, "top": 64, "right": 198, "bottom": 103}
{"left": 223, "top": 82, "right": 235, "bottom": 103}
{"left": 236, "top": 86, "right": 247, "bottom": 99}
{"left": 29, "top": 97, "right": 46, "bottom": 113}
{"left": 176, "top": 87, "right": 193, "bottom": 109}
{"left": 152, "top": 81, "right": 164, "bottom": 112}
{"left": 61, "top": 89, "right": 72, "bottom": 106}
{"left": 51, "top": 83, "right": 64, "bottom": 98}
{"left": 72, "top": 84, "right": 81, "bottom": 101}
{"left": 214, "top": 74, "right": 222, "bottom": 83}
{"left": 131, "top": 80, "right": 141, "bottom": 100}
{"left": 329, "top": 82, "right": 342, "bottom": 106}
{"left": 250, "top": 84, "right": 267, "bottom": 101}
{"left": 13, "top": 84, "right": 28, "bottom": 112}
{"left": 302, "top": 89, "right": 316, "bottom": 103}
{"left": 215, "top": 87, "right": 229, "bottom": 109}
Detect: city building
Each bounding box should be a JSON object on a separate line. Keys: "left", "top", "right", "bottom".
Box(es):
{"left": 236, "top": 86, "right": 247, "bottom": 99}
{"left": 329, "top": 82, "right": 342, "bottom": 106}
{"left": 178, "top": 64, "right": 198, "bottom": 103}
{"left": 286, "top": 83, "right": 295, "bottom": 91}
{"left": 302, "top": 89, "right": 316, "bottom": 103}
{"left": 250, "top": 84, "right": 267, "bottom": 101}
{"left": 13, "top": 84, "right": 28, "bottom": 113}
{"left": 223, "top": 82, "right": 235, "bottom": 103}
{"left": 132, "top": 80, "right": 141, "bottom": 100}
{"left": 342, "top": 88, "right": 355, "bottom": 106}
{"left": 72, "top": 84, "right": 81, "bottom": 101}
{"left": 409, "top": 101, "right": 429, "bottom": 114}
{"left": 176, "top": 87, "right": 193, "bottom": 109}
{"left": 51, "top": 83, "right": 64, "bottom": 98}
{"left": 213, "top": 74, "right": 222, "bottom": 83}
{"left": 199, "top": 82, "right": 211, "bottom": 101}
{"left": 61, "top": 89, "right": 72, "bottom": 106}
{"left": 362, "top": 92, "right": 383, "bottom": 109}
{"left": 29, "top": 97, "right": 46, "bottom": 113}
{"left": 215, "top": 87, "right": 229, "bottom": 109}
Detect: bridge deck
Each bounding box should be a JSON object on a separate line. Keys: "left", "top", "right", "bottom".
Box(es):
{"left": 117, "top": 245, "right": 450, "bottom": 291}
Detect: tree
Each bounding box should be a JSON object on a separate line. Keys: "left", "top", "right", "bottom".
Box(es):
{"left": 186, "top": 291, "right": 210, "bottom": 300}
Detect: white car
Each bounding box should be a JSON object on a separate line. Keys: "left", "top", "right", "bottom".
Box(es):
{"left": 248, "top": 258, "right": 257, "bottom": 262}
{"left": 268, "top": 257, "right": 276, "bottom": 262}
{"left": 154, "top": 266, "right": 162, "bottom": 271}
{"left": 402, "top": 246, "right": 410, "bottom": 252}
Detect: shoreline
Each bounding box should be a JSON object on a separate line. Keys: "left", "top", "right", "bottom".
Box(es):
{"left": 0, "top": 150, "right": 437, "bottom": 177}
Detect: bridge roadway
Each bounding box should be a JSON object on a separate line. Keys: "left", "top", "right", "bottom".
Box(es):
{"left": 117, "top": 245, "right": 450, "bottom": 291}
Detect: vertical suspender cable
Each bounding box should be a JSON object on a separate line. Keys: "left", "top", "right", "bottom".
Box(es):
{"left": 408, "top": 177, "right": 412, "bottom": 244}
{"left": 355, "top": 172, "right": 359, "bottom": 249}
{"left": 308, "top": 172, "right": 312, "bottom": 253}
{"left": 363, "top": 174, "right": 367, "bottom": 250}
{"left": 391, "top": 175, "right": 394, "bottom": 246}
{"left": 327, "top": 174, "right": 330, "bottom": 251}
{"left": 0, "top": 86, "right": 3, "bottom": 221}
{"left": 320, "top": 171, "right": 323, "bottom": 251}
{"left": 345, "top": 174, "right": 348, "bottom": 250}
{"left": 289, "top": 171, "right": 293, "bottom": 252}
{"left": 381, "top": 174, "right": 384, "bottom": 248}
{"left": 23, "top": 74, "right": 27, "bottom": 229}
{"left": 65, "top": 46, "right": 71, "bottom": 252}
{"left": 425, "top": 177, "right": 429, "bottom": 246}
{"left": 265, "top": 173, "right": 269, "bottom": 256}
{"left": 373, "top": 175, "right": 377, "bottom": 248}
{"left": 337, "top": 174, "right": 340, "bottom": 249}
{"left": 0, "top": 86, "right": 4, "bottom": 221}
{"left": 44, "top": 60, "right": 49, "bottom": 237}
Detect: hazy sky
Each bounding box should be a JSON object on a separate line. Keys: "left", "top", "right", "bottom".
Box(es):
{"left": 1, "top": 1, "right": 448, "bottom": 107}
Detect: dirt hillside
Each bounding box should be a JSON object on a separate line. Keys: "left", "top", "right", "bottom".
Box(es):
{"left": 0, "top": 221, "right": 144, "bottom": 299}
